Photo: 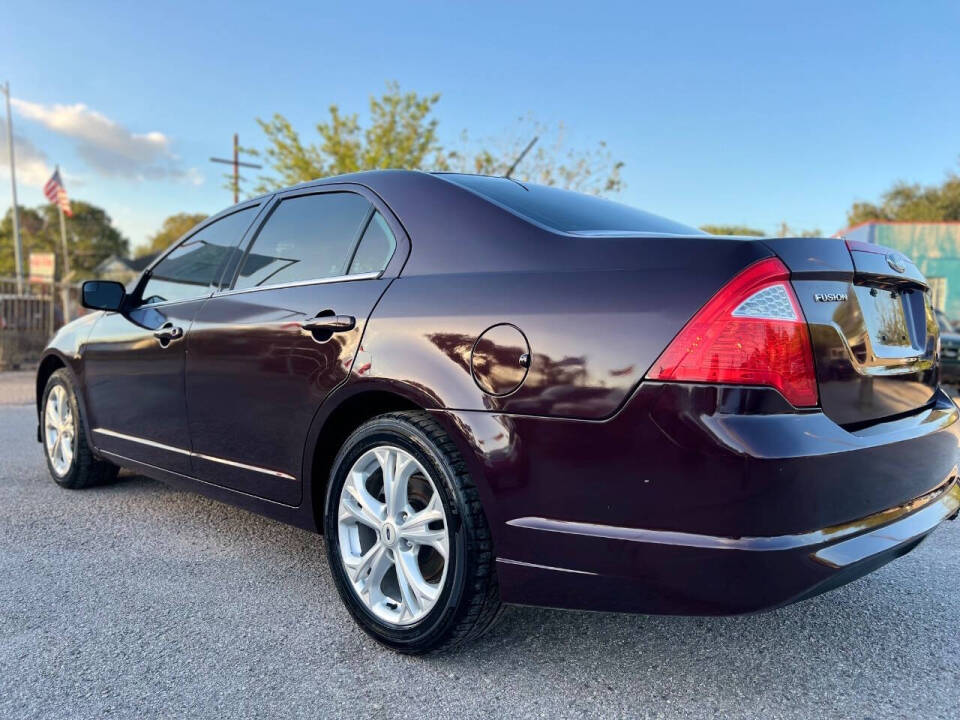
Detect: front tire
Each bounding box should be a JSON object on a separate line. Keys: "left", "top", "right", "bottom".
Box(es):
{"left": 41, "top": 369, "right": 118, "bottom": 489}
{"left": 324, "top": 411, "right": 502, "bottom": 653}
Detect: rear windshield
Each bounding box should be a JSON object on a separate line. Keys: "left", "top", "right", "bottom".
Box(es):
{"left": 438, "top": 173, "right": 703, "bottom": 236}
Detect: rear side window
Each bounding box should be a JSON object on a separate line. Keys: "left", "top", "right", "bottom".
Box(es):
{"left": 235, "top": 193, "right": 370, "bottom": 289}
{"left": 141, "top": 206, "right": 258, "bottom": 305}
{"left": 439, "top": 174, "right": 703, "bottom": 236}
{"left": 349, "top": 212, "right": 396, "bottom": 274}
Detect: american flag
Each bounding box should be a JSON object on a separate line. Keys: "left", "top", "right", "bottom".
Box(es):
{"left": 43, "top": 169, "right": 72, "bottom": 217}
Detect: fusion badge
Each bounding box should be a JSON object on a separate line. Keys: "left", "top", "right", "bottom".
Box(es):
{"left": 814, "top": 292, "right": 848, "bottom": 303}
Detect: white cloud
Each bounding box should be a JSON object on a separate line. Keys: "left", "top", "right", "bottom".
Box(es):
{"left": 11, "top": 98, "right": 201, "bottom": 184}
{"left": 0, "top": 123, "right": 53, "bottom": 187}
{"left": 184, "top": 167, "right": 204, "bottom": 186}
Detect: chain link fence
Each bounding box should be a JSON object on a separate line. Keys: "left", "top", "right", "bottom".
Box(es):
{"left": 0, "top": 277, "right": 82, "bottom": 370}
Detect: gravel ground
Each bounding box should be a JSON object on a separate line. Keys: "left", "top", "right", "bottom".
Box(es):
{"left": 1, "top": 391, "right": 959, "bottom": 718}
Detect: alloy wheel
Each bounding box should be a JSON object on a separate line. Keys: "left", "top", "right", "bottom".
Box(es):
{"left": 44, "top": 385, "right": 76, "bottom": 477}
{"left": 336, "top": 445, "right": 450, "bottom": 626}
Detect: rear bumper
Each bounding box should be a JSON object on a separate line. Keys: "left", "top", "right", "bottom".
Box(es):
{"left": 438, "top": 383, "right": 960, "bottom": 615}
{"left": 496, "top": 476, "right": 958, "bottom": 614}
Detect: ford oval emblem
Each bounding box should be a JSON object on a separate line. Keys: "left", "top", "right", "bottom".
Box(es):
{"left": 886, "top": 253, "right": 907, "bottom": 273}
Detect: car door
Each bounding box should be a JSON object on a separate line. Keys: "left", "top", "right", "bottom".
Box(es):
{"left": 184, "top": 185, "right": 406, "bottom": 504}
{"left": 82, "top": 204, "right": 262, "bottom": 475}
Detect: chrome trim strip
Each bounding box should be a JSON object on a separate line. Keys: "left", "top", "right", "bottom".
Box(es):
{"left": 214, "top": 271, "right": 382, "bottom": 298}
{"left": 507, "top": 473, "right": 958, "bottom": 553}
{"left": 813, "top": 482, "right": 960, "bottom": 568}
{"left": 97, "top": 450, "right": 299, "bottom": 508}
{"left": 135, "top": 290, "right": 215, "bottom": 309}
{"left": 192, "top": 452, "right": 296, "bottom": 481}
{"left": 496, "top": 557, "right": 597, "bottom": 576}
{"left": 92, "top": 428, "right": 190, "bottom": 455}
{"left": 92, "top": 428, "right": 296, "bottom": 481}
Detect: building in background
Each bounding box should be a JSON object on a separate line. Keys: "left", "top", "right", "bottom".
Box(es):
{"left": 840, "top": 222, "right": 960, "bottom": 319}
{"left": 92, "top": 253, "right": 158, "bottom": 286}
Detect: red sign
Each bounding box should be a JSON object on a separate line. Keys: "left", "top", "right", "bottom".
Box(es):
{"left": 29, "top": 253, "right": 56, "bottom": 283}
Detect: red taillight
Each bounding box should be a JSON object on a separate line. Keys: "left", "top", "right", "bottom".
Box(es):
{"left": 646, "top": 257, "right": 819, "bottom": 407}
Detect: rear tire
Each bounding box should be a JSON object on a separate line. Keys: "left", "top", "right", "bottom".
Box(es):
{"left": 41, "top": 369, "right": 119, "bottom": 489}
{"left": 324, "top": 411, "right": 502, "bottom": 653}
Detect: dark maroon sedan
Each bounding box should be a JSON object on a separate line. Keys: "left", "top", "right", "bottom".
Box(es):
{"left": 36, "top": 171, "right": 960, "bottom": 653}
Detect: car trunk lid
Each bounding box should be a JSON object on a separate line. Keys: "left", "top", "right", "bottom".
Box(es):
{"left": 762, "top": 237, "right": 939, "bottom": 426}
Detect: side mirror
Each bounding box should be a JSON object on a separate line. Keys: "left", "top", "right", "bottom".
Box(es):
{"left": 82, "top": 280, "right": 126, "bottom": 311}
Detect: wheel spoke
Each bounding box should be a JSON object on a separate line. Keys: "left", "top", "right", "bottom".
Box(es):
{"left": 342, "top": 470, "right": 384, "bottom": 529}
{"left": 360, "top": 547, "right": 393, "bottom": 604}
{"left": 60, "top": 437, "right": 73, "bottom": 468}
{"left": 45, "top": 400, "right": 59, "bottom": 430}
{"left": 394, "top": 551, "right": 421, "bottom": 618}
{"left": 343, "top": 543, "right": 385, "bottom": 584}
{"left": 397, "top": 549, "right": 440, "bottom": 608}
{"left": 400, "top": 494, "right": 448, "bottom": 558}
{"left": 377, "top": 447, "right": 417, "bottom": 518}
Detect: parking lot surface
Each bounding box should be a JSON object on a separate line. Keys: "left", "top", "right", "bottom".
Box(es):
{"left": 1, "top": 383, "right": 959, "bottom": 718}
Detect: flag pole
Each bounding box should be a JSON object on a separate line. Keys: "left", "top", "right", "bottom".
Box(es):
{"left": 2, "top": 81, "right": 24, "bottom": 294}
{"left": 55, "top": 165, "right": 71, "bottom": 321}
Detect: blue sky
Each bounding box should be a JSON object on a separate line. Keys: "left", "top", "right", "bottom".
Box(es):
{"left": 2, "top": 0, "right": 958, "bottom": 251}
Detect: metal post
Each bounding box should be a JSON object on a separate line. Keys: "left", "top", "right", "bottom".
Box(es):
{"left": 2, "top": 81, "right": 24, "bottom": 294}
{"left": 56, "top": 173, "right": 71, "bottom": 322}
{"left": 49, "top": 278, "right": 55, "bottom": 336}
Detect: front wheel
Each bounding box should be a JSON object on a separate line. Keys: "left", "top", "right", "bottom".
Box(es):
{"left": 324, "top": 411, "right": 502, "bottom": 653}
{"left": 41, "top": 369, "right": 118, "bottom": 489}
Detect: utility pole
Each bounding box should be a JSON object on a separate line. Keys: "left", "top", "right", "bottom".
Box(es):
{"left": 2, "top": 81, "right": 24, "bottom": 294}
{"left": 210, "top": 133, "right": 261, "bottom": 204}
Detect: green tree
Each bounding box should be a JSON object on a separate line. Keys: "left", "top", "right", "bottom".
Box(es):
{"left": 847, "top": 167, "right": 960, "bottom": 226}
{"left": 252, "top": 83, "right": 446, "bottom": 191}
{"left": 448, "top": 116, "right": 623, "bottom": 195}
{"left": 139, "top": 212, "right": 208, "bottom": 257}
{"left": 700, "top": 224, "right": 766, "bottom": 236}
{"left": 250, "top": 83, "right": 623, "bottom": 196}
{"left": 0, "top": 201, "right": 128, "bottom": 281}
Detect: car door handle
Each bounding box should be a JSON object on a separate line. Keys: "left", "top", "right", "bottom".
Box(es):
{"left": 153, "top": 324, "right": 184, "bottom": 345}
{"left": 301, "top": 315, "right": 355, "bottom": 333}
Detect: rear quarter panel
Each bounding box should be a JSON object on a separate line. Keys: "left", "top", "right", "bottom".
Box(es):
{"left": 355, "top": 239, "right": 773, "bottom": 419}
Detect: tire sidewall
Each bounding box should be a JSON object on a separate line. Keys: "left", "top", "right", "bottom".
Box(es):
{"left": 42, "top": 370, "right": 82, "bottom": 488}
{"left": 324, "top": 416, "right": 473, "bottom": 651}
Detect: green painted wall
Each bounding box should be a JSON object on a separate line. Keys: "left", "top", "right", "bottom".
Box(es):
{"left": 847, "top": 223, "right": 960, "bottom": 318}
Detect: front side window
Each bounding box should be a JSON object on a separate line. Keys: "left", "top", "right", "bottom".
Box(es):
{"left": 235, "top": 193, "right": 371, "bottom": 290}
{"left": 141, "top": 206, "right": 257, "bottom": 305}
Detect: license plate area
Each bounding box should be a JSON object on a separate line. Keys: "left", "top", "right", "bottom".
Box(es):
{"left": 853, "top": 285, "right": 928, "bottom": 360}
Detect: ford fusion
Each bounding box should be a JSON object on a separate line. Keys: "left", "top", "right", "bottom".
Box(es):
{"left": 36, "top": 171, "right": 960, "bottom": 653}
